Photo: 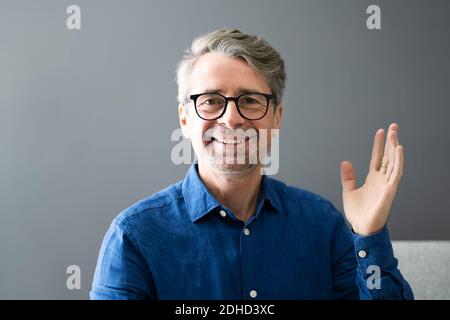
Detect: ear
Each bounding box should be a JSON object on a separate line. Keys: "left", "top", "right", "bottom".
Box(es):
{"left": 178, "top": 103, "right": 190, "bottom": 139}
{"left": 273, "top": 103, "right": 283, "bottom": 130}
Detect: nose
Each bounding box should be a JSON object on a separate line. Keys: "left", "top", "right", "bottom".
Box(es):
{"left": 217, "top": 100, "right": 246, "bottom": 128}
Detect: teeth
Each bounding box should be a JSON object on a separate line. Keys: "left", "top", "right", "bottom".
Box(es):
{"left": 213, "top": 138, "right": 246, "bottom": 144}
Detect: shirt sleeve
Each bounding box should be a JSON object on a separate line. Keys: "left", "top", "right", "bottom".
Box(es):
{"left": 89, "top": 218, "right": 156, "bottom": 300}
{"left": 330, "top": 210, "right": 414, "bottom": 300}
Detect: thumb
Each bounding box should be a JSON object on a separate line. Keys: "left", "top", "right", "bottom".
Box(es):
{"left": 340, "top": 161, "right": 356, "bottom": 193}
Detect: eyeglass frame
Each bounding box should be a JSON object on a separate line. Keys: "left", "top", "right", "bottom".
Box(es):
{"left": 189, "top": 92, "right": 275, "bottom": 121}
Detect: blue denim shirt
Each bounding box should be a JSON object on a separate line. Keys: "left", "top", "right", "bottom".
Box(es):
{"left": 90, "top": 163, "right": 414, "bottom": 300}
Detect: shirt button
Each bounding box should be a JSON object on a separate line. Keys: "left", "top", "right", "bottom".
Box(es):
{"left": 243, "top": 228, "right": 250, "bottom": 236}
{"left": 219, "top": 210, "right": 227, "bottom": 218}
{"left": 358, "top": 250, "right": 367, "bottom": 258}
{"left": 249, "top": 290, "right": 257, "bottom": 298}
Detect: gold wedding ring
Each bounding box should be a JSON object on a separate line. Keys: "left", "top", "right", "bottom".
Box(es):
{"left": 381, "top": 162, "right": 389, "bottom": 168}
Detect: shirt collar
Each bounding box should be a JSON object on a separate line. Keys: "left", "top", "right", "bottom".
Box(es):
{"left": 182, "top": 163, "right": 282, "bottom": 223}
{"left": 260, "top": 174, "right": 283, "bottom": 214}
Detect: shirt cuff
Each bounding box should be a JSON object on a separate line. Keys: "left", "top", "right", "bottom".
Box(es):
{"left": 351, "top": 225, "right": 397, "bottom": 270}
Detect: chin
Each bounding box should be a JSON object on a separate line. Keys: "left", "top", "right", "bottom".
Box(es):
{"left": 208, "top": 162, "right": 257, "bottom": 177}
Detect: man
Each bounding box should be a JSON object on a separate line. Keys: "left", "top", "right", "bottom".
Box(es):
{"left": 90, "top": 28, "right": 413, "bottom": 299}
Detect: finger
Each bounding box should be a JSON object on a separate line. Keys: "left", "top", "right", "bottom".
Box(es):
{"left": 340, "top": 161, "right": 356, "bottom": 193}
{"left": 389, "top": 145, "right": 404, "bottom": 185}
{"left": 386, "top": 129, "right": 399, "bottom": 179}
{"left": 381, "top": 123, "right": 398, "bottom": 172}
{"left": 369, "top": 129, "right": 384, "bottom": 171}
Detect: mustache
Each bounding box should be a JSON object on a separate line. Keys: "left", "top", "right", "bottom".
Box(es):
{"left": 203, "top": 127, "right": 259, "bottom": 141}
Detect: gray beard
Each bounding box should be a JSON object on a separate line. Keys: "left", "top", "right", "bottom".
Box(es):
{"left": 203, "top": 144, "right": 259, "bottom": 177}
{"left": 208, "top": 161, "right": 257, "bottom": 177}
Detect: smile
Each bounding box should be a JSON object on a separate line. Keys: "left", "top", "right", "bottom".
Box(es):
{"left": 211, "top": 136, "right": 252, "bottom": 145}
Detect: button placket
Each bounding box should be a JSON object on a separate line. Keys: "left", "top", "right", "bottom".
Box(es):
{"left": 240, "top": 220, "right": 260, "bottom": 299}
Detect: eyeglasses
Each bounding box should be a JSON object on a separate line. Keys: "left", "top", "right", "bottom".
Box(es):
{"left": 189, "top": 92, "right": 274, "bottom": 121}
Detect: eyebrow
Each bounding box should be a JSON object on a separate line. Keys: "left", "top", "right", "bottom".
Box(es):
{"left": 202, "top": 88, "right": 264, "bottom": 95}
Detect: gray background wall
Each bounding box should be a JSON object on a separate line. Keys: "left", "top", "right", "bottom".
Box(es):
{"left": 0, "top": 0, "right": 449, "bottom": 299}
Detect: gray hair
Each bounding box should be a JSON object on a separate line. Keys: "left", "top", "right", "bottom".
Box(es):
{"left": 176, "top": 28, "right": 286, "bottom": 106}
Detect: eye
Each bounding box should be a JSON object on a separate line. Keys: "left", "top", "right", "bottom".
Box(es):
{"left": 205, "top": 98, "right": 220, "bottom": 105}
{"left": 200, "top": 98, "right": 223, "bottom": 106}
{"left": 243, "top": 97, "right": 258, "bottom": 103}
{"left": 240, "top": 95, "right": 265, "bottom": 107}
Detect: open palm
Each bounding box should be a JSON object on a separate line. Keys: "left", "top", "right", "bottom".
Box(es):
{"left": 340, "top": 123, "right": 404, "bottom": 236}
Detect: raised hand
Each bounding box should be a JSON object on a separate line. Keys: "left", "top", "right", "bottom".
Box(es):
{"left": 340, "top": 123, "right": 404, "bottom": 236}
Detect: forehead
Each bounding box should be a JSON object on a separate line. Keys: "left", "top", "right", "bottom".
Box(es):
{"left": 189, "top": 52, "right": 271, "bottom": 94}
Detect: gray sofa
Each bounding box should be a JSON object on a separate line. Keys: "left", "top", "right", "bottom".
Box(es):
{"left": 392, "top": 241, "right": 450, "bottom": 299}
